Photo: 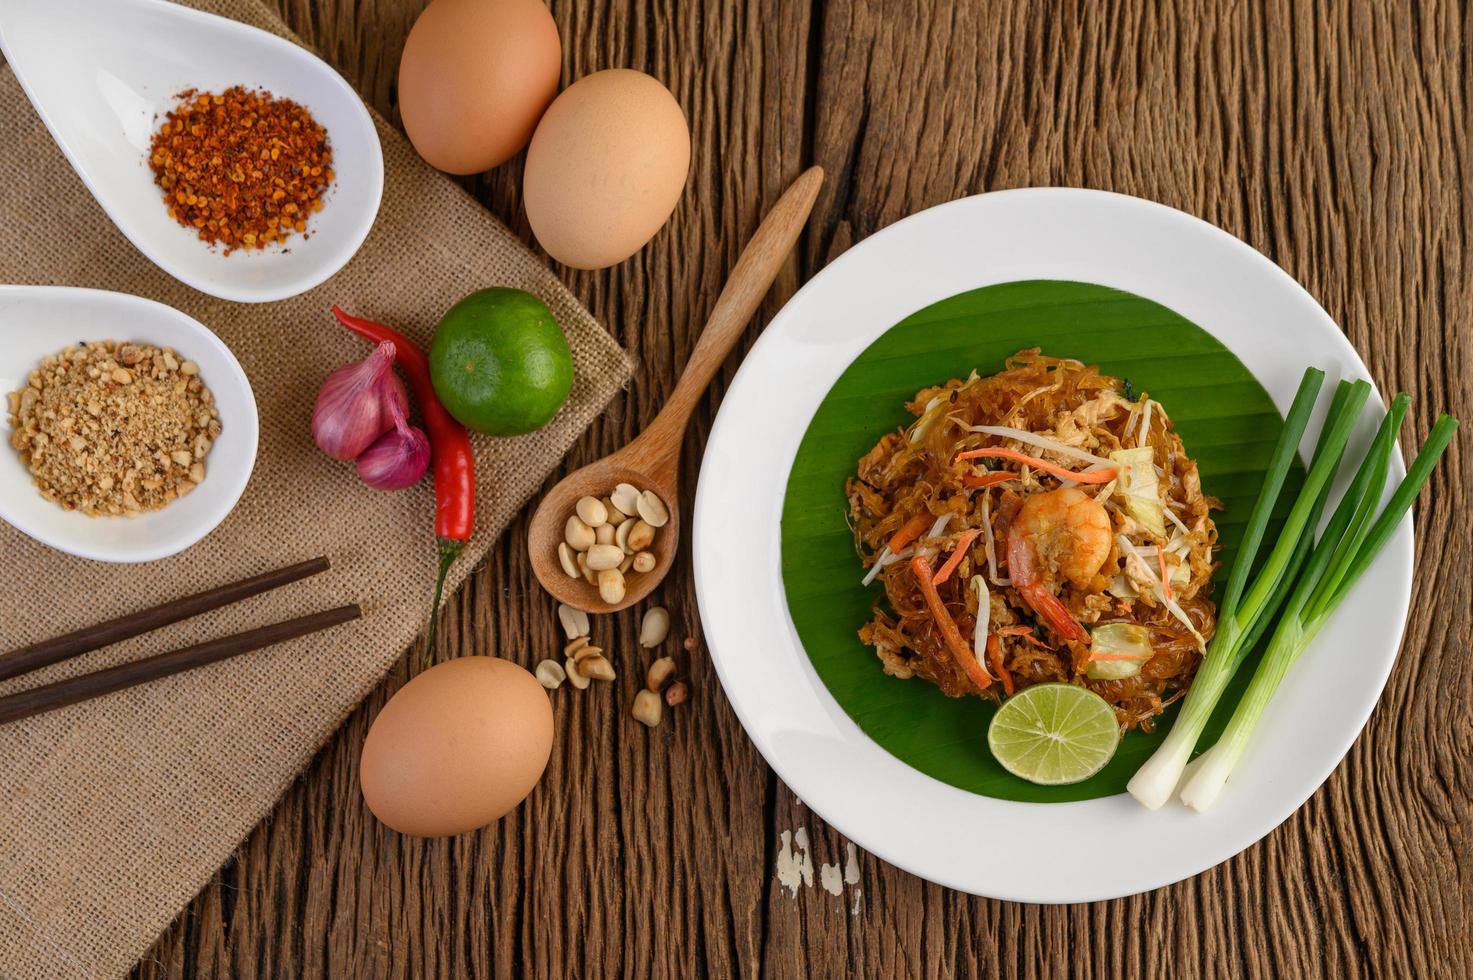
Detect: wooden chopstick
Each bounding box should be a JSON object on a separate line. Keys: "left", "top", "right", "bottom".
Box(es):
{"left": 0, "top": 604, "right": 361, "bottom": 726}
{"left": 0, "top": 556, "right": 331, "bottom": 683}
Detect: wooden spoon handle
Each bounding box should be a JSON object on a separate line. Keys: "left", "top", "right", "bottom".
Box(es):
{"left": 625, "top": 166, "right": 824, "bottom": 466}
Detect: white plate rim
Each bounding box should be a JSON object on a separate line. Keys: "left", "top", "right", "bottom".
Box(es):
{"left": 691, "top": 187, "right": 1413, "bottom": 903}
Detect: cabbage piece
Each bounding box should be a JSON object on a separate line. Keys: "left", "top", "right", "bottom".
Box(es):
{"left": 1106, "top": 574, "right": 1138, "bottom": 599}
{"left": 1109, "top": 446, "right": 1166, "bottom": 537}
{"left": 1085, "top": 622, "right": 1154, "bottom": 680}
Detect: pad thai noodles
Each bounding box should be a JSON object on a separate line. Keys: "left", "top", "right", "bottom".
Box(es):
{"left": 845, "top": 349, "right": 1220, "bottom": 731}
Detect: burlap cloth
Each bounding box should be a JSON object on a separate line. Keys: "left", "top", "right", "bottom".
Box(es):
{"left": 0, "top": 1, "right": 633, "bottom": 976}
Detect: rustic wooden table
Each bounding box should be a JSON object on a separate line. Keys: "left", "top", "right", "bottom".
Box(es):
{"left": 134, "top": 1, "right": 1471, "bottom": 977}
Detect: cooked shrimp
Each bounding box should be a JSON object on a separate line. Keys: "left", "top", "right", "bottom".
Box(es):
{"left": 1006, "top": 487, "right": 1111, "bottom": 643}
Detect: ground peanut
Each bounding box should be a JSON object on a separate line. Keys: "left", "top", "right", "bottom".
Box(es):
{"left": 7, "top": 340, "right": 222, "bottom": 516}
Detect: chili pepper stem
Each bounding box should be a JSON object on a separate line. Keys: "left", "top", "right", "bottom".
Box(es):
{"left": 423, "top": 538, "right": 464, "bottom": 668}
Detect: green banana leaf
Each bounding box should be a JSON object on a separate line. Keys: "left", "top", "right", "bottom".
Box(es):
{"left": 779, "top": 280, "right": 1299, "bottom": 803}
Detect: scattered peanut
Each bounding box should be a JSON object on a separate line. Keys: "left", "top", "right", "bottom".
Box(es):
{"left": 572, "top": 644, "right": 603, "bottom": 663}
{"left": 577, "top": 551, "right": 597, "bottom": 585}
{"left": 631, "top": 689, "right": 663, "bottom": 727}
{"left": 563, "top": 635, "right": 590, "bottom": 657}
{"left": 575, "top": 495, "right": 608, "bottom": 528}
{"left": 557, "top": 603, "right": 590, "bottom": 640}
{"left": 595, "top": 522, "right": 616, "bottom": 546}
{"left": 646, "top": 656, "right": 676, "bottom": 692}
{"left": 614, "top": 518, "right": 634, "bottom": 553}
{"left": 565, "top": 657, "right": 592, "bottom": 690}
{"left": 534, "top": 659, "right": 566, "bottom": 689}
{"left": 664, "top": 680, "right": 689, "bottom": 706}
{"left": 640, "top": 606, "right": 670, "bottom": 648}
{"left": 598, "top": 568, "right": 626, "bottom": 605}
{"left": 579, "top": 656, "right": 616, "bottom": 681}
{"left": 632, "top": 551, "right": 657, "bottom": 573}
{"left": 557, "top": 542, "right": 580, "bottom": 578}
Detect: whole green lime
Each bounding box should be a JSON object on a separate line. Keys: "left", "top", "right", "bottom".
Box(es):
{"left": 429, "top": 288, "right": 573, "bottom": 436}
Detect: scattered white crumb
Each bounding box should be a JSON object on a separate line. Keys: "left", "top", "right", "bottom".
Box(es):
{"left": 851, "top": 889, "right": 863, "bottom": 916}
{"left": 819, "top": 862, "right": 843, "bottom": 895}
{"left": 843, "top": 842, "right": 860, "bottom": 885}
{"left": 794, "top": 828, "right": 813, "bottom": 888}
{"left": 776, "top": 831, "right": 800, "bottom": 896}
{"left": 776, "top": 828, "right": 814, "bottom": 897}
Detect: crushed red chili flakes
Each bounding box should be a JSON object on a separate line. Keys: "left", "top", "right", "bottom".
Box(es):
{"left": 147, "top": 86, "right": 334, "bottom": 254}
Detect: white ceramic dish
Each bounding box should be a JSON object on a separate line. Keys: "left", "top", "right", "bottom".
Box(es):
{"left": 0, "top": 0, "right": 383, "bottom": 303}
{"left": 692, "top": 188, "right": 1412, "bottom": 903}
{"left": 0, "top": 285, "right": 258, "bottom": 562}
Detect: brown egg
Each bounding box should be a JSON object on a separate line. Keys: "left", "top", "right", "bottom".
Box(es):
{"left": 398, "top": 0, "right": 562, "bottom": 174}
{"left": 523, "top": 69, "right": 690, "bottom": 269}
{"left": 360, "top": 657, "right": 553, "bottom": 837}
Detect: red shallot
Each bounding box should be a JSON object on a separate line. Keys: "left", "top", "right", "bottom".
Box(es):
{"left": 311, "top": 341, "right": 408, "bottom": 460}
{"left": 356, "top": 396, "right": 431, "bottom": 490}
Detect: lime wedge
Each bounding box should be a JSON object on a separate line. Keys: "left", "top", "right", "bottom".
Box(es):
{"left": 987, "top": 683, "right": 1120, "bottom": 785}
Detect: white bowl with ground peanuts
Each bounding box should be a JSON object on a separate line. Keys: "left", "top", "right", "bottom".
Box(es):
{"left": 0, "top": 285, "right": 257, "bottom": 562}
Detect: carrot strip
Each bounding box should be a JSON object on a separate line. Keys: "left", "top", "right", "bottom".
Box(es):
{"left": 931, "top": 530, "right": 980, "bottom": 586}
{"left": 1158, "top": 548, "right": 1174, "bottom": 601}
{"left": 954, "top": 448, "right": 1116, "bottom": 484}
{"left": 994, "top": 624, "right": 1055, "bottom": 649}
{"left": 962, "top": 470, "right": 1015, "bottom": 489}
{"left": 986, "top": 634, "right": 1014, "bottom": 696}
{"left": 911, "top": 556, "right": 992, "bottom": 692}
{"left": 887, "top": 513, "right": 933, "bottom": 553}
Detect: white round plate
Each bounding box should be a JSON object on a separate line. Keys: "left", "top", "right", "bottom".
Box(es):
{"left": 692, "top": 188, "right": 1412, "bottom": 903}
{"left": 0, "top": 285, "right": 259, "bottom": 562}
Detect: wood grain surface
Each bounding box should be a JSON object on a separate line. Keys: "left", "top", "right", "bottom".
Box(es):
{"left": 133, "top": 1, "right": 1471, "bottom": 977}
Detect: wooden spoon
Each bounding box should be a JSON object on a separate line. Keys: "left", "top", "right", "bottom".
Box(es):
{"left": 528, "top": 166, "right": 824, "bottom": 613}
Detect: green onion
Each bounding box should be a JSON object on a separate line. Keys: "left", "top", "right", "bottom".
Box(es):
{"left": 1127, "top": 370, "right": 1370, "bottom": 808}
{"left": 1179, "top": 408, "right": 1457, "bottom": 811}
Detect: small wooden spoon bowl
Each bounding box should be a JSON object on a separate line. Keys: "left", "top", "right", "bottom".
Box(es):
{"left": 527, "top": 453, "right": 679, "bottom": 614}
{"left": 528, "top": 167, "right": 824, "bottom": 613}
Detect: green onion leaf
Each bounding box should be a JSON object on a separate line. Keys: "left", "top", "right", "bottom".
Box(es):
{"left": 1179, "top": 405, "right": 1458, "bottom": 812}
{"left": 1217, "top": 368, "right": 1324, "bottom": 621}
{"left": 1314, "top": 412, "right": 1458, "bottom": 620}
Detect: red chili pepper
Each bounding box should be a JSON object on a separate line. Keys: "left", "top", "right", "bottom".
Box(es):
{"left": 332, "top": 305, "right": 474, "bottom": 654}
